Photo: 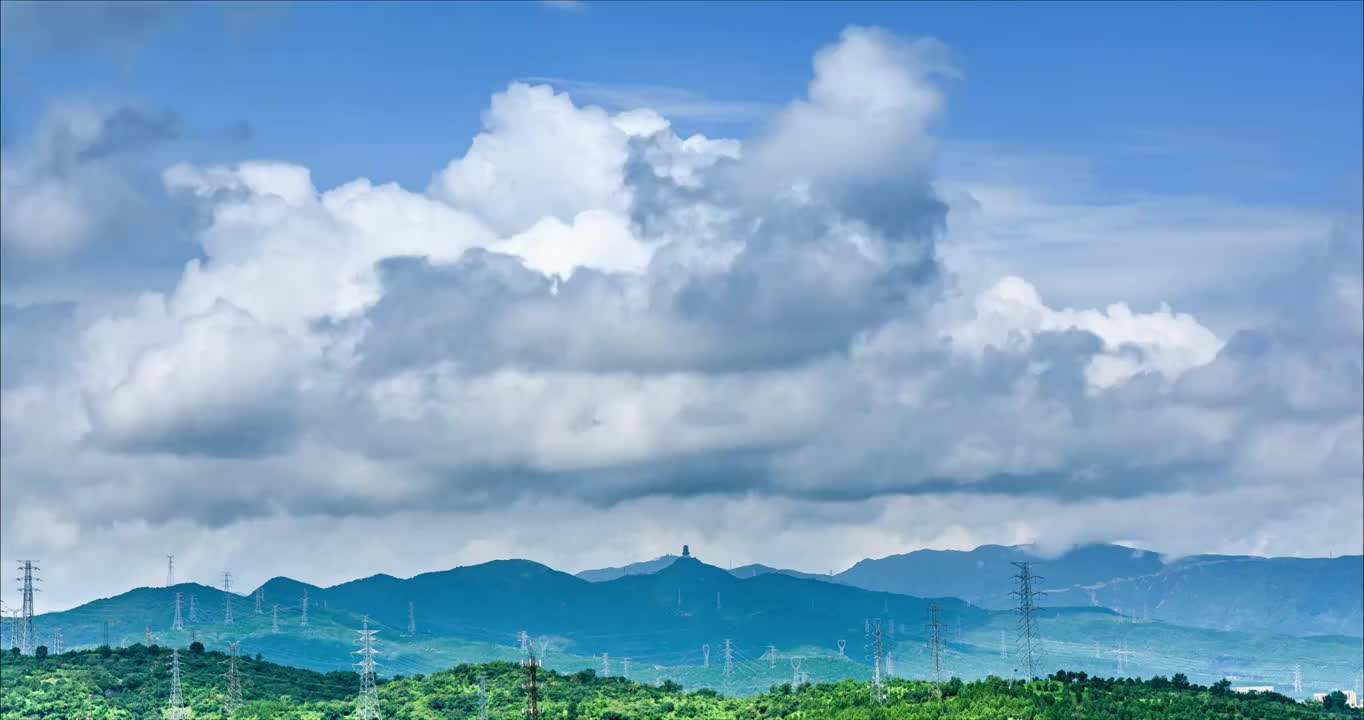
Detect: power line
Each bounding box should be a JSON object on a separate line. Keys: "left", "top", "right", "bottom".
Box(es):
{"left": 1010, "top": 561, "right": 1046, "bottom": 679}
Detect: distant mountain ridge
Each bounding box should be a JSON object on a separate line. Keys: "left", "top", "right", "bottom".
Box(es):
{"left": 33, "top": 555, "right": 984, "bottom": 668}
{"left": 575, "top": 554, "right": 683, "bottom": 582}
{"left": 576, "top": 555, "right": 830, "bottom": 584}
{"left": 27, "top": 552, "right": 1364, "bottom": 695}
{"left": 577, "top": 544, "right": 1364, "bottom": 637}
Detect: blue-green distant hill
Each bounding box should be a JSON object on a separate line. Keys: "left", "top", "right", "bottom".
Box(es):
{"left": 24, "top": 554, "right": 1364, "bottom": 697}
{"left": 580, "top": 544, "right": 1364, "bottom": 638}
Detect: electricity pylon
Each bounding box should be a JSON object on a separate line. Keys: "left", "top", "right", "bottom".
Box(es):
{"left": 16, "top": 560, "right": 39, "bottom": 655}
{"left": 871, "top": 619, "right": 885, "bottom": 703}
{"left": 722, "top": 639, "right": 733, "bottom": 693}
{"left": 166, "top": 648, "right": 189, "bottom": 719}
{"left": 225, "top": 641, "right": 243, "bottom": 714}
{"left": 524, "top": 645, "right": 542, "bottom": 720}
{"left": 353, "top": 617, "right": 381, "bottom": 719}
{"left": 222, "top": 572, "right": 234, "bottom": 626}
{"left": 928, "top": 603, "right": 944, "bottom": 682}
{"left": 1010, "top": 562, "right": 1046, "bottom": 678}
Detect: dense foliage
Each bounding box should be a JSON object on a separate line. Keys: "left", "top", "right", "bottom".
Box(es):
{"left": 4, "top": 646, "right": 1361, "bottom": 719}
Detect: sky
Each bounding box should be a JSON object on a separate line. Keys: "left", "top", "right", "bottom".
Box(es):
{"left": 0, "top": 0, "right": 1360, "bottom": 611}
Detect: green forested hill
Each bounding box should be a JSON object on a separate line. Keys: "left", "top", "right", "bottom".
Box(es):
{"left": 2, "top": 647, "right": 1360, "bottom": 719}
{"left": 23, "top": 562, "right": 1364, "bottom": 698}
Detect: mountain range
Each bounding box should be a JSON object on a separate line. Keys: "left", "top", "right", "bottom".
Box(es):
{"left": 578, "top": 543, "right": 1364, "bottom": 637}
{"left": 19, "top": 545, "right": 1364, "bottom": 697}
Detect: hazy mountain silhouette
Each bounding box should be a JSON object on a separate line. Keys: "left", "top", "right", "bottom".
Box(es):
{"left": 579, "top": 543, "right": 1363, "bottom": 637}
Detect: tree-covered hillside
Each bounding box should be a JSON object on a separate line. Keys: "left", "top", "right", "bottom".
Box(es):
{"left": 27, "top": 556, "right": 1364, "bottom": 697}
{"left": 3, "top": 646, "right": 1360, "bottom": 719}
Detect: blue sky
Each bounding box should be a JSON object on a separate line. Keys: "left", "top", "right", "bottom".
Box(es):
{"left": 1, "top": 1, "right": 1361, "bottom": 609}
{"left": 4, "top": 1, "right": 1359, "bottom": 201}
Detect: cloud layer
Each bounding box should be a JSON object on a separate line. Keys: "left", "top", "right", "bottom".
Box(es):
{"left": 2, "top": 26, "right": 1360, "bottom": 609}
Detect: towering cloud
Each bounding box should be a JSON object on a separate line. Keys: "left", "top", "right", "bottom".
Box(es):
{"left": 1, "top": 26, "right": 1358, "bottom": 609}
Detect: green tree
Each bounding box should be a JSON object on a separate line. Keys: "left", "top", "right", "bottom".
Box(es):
{"left": 1324, "top": 691, "right": 1351, "bottom": 711}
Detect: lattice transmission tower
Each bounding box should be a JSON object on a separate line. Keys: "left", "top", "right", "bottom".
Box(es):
{"left": 15, "top": 560, "right": 39, "bottom": 655}
{"left": 870, "top": 619, "right": 885, "bottom": 703}
{"left": 1010, "top": 562, "right": 1046, "bottom": 678}
{"left": 225, "top": 641, "right": 244, "bottom": 714}
{"left": 222, "top": 572, "right": 234, "bottom": 626}
{"left": 928, "top": 603, "right": 944, "bottom": 682}
{"left": 166, "top": 648, "right": 189, "bottom": 719}
{"left": 524, "top": 644, "right": 542, "bottom": 720}
{"left": 353, "top": 617, "right": 382, "bottom": 719}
